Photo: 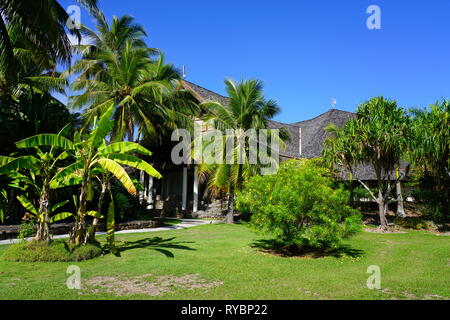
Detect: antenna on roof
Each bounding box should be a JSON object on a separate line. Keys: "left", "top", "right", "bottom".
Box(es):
{"left": 331, "top": 98, "right": 337, "bottom": 108}
{"left": 182, "top": 66, "right": 186, "bottom": 80}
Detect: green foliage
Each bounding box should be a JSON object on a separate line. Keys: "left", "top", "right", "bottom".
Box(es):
{"left": 68, "top": 9, "right": 199, "bottom": 142}
{"left": 198, "top": 79, "right": 289, "bottom": 223}
{"left": 408, "top": 101, "right": 449, "bottom": 220}
{"left": 113, "top": 192, "right": 132, "bottom": 220}
{"left": 18, "top": 220, "right": 35, "bottom": 240}
{"left": 352, "top": 186, "right": 372, "bottom": 200}
{"left": 410, "top": 178, "right": 448, "bottom": 222}
{"left": 2, "top": 239, "right": 102, "bottom": 262}
{"left": 0, "top": 0, "right": 98, "bottom": 83}
{"left": 237, "top": 159, "right": 362, "bottom": 249}
{"left": 322, "top": 96, "right": 411, "bottom": 229}
{"left": 394, "top": 217, "right": 437, "bottom": 231}
{"left": 21, "top": 104, "right": 162, "bottom": 244}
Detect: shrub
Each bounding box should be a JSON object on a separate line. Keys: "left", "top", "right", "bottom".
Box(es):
{"left": 237, "top": 159, "right": 362, "bottom": 249}
{"left": 394, "top": 216, "right": 437, "bottom": 230}
{"left": 18, "top": 220, "right": 36, "bottom": 240}
{"left": 411, "top": 186, "right": 448, "bottom": 222}
{"left": 2, "top": 239, "right": 103, "bottom": 262}
{"left": 109, "top": 181, "right": 151, "bottom": 221}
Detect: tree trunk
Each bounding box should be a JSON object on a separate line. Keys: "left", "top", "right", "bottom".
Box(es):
{"left": 86, "top": 182, "right": 107, "bottom": 243}
{"left": 378, "top": 199, "right": 389, "bottom": 230}
{"left": 375, "top": 164, "right": 389, "bottom": 231}
{"left": 396, "top": 181, "right": 406, "bottom": 217}
{"left": 71, "top": 176, "right": 88, "bottom": 245}
{"left": 226, "top": 186, "right": 235, "bottom": 224}
{"left": 395, "top": 165, "right": 406, "bottom": 217}
{"left": 36, "top": 183, "right": 50, "bottom": 243}
{"left": 349, "top": 172, "right": 354, "bottom": 207}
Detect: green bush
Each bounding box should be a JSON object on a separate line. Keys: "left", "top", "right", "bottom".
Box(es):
{"left": 237, "top": 159, "right": 362, "bottom": 249}
{"left": 18, "top": 220, "right": 36, "bottom": 239}
{"left": 109, "top": 181, "right": 152, "bottom": 221}
{"left": 394, "top": 216, "right": 437, "bottom": 230}
{"left": 2, "top": 239, "right": 103, "bottom": 262}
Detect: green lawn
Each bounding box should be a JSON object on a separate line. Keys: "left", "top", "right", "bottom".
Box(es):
{"left": 0, "top": 223, "right": 449, "bottom": 300}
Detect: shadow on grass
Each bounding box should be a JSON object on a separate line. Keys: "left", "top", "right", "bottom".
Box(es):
{"left": 110, "top": 237, "right": 196, "bottom": 258}
{"left": 251, "top": 239, "right": 364, "bottom": 259}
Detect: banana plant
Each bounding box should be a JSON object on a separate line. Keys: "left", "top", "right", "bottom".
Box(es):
{"left": 46, "top": 103, "right": 161, "bottom": 245}
{"left": 0, "top": 126, "right": 74, "bottom": 242}
{"left": 16, "top": 196, "right": 72, "bottom": 224}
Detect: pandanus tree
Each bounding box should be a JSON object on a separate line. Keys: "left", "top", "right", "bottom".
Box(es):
{"left": 408, "top": 101, "right": 450, "bottom": 219}
{"left": 345, "top": 97, "right": 409, "bottom": 230}
{"left": 67, "top": 10, "right": 199, "bottom": 143}
{"left": 197, "top": 79, "right": 289, "bottom": 224}
{"left": 0, "top": 126, "right": 75, "bottom": 242}
{"left": 323, "top": 105, "right": 410, "bottom": 218}
{"left": 47, "top": 104, "right": 162, "bottom": 244}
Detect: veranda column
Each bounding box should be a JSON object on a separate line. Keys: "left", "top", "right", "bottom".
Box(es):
{"left": 193, "top": 166, "right": 199, "bottom": 213}
{"left": 182, "top": 167, "right": 188, "bottom": 211}
{"left": 147, "top": 176, "right": 154, "bottom": 208}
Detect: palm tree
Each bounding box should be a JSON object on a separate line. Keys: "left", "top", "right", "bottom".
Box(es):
{"left": 0, "top": 0, "right": 98, "bottom": 84}
{"left": 68, "top": 11, "right": 199, "bottom": 143}
{"left": 198, "top": 79, "right": 288, "bottom": 224}
{"left": 0, "top": 23, "right": 79, "bottom": 155}
{"left": 75, "top": 9, "right": 149, "bottom": 56}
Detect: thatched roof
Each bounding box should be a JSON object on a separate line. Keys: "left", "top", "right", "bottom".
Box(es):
{"left": 288, "top": 109, "right": 355, "bottom": 158}
{"left": 181, "top": 80, "right": 229, "bottom": 106}
{"left": 182, "top": 81, "right": 405, "bottom": 181}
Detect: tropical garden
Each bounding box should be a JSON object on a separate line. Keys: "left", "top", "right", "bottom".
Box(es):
{"left": 0, "top": 0, "right": 448, "bottom": 300}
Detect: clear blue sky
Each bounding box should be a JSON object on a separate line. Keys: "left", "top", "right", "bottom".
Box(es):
{"left": 60, "top": 0, "right": 450, "bottom": 123}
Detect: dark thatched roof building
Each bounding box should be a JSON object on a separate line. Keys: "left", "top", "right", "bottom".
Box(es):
{"left": 181, "top": 80, "right": 400, "bottom": 181}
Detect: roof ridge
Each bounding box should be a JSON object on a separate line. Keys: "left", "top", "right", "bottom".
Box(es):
{"left": 182, "top": 80, "right": 229, "bottom": 102}
{"left": 290, "top": 108, "right": 355, "bottom": 126}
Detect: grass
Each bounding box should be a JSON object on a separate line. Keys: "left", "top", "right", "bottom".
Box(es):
{"left": 0, "top": 223, "right": 448, "bottom": 300}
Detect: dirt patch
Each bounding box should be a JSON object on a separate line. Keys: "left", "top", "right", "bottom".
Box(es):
{"left": 364, "top": 227, "right": 406, "bottom": 234}
{"left": 380, "top": 288, "right": 449, "bottom": 300}
{"left": 82, "top": 273, "right": 223, "bottom": 297}
{"left": 298, "top": 288, "right": 330, "bottom": 300}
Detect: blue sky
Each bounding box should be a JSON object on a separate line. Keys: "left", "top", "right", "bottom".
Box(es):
{"left": 60, "top": 0, "right": 450, "bottom": 123}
